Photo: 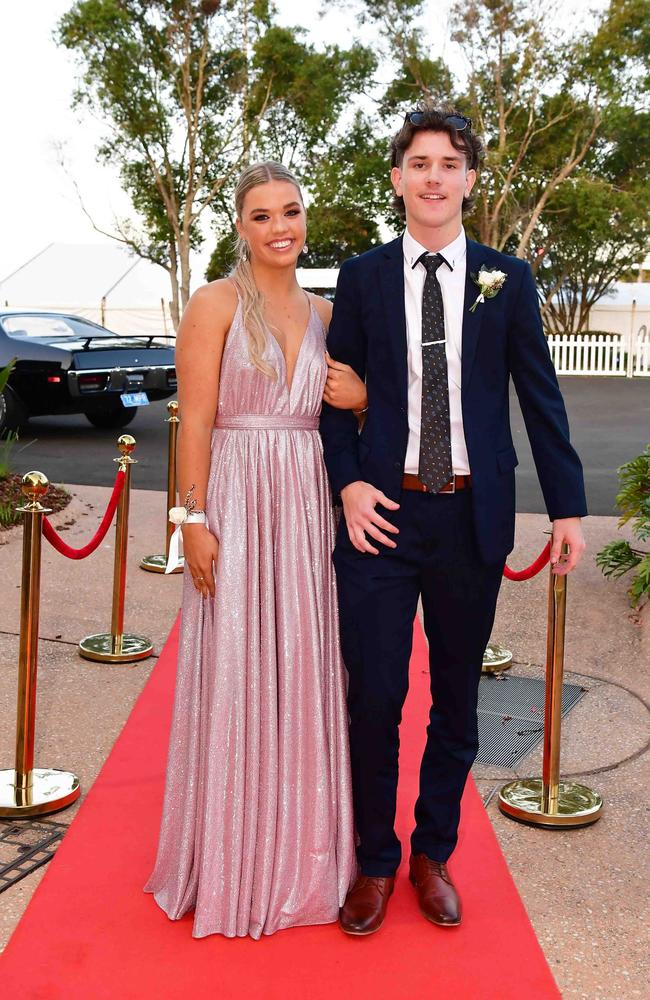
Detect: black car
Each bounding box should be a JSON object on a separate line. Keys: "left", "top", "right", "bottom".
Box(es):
{"left": 0, "top": 311, "right": 176, "bottom": 433}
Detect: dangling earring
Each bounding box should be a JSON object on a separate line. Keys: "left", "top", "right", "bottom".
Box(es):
{"left": 241, "top": 241, "right": 250, "bottom": 262}
{"left": 301, "top": 243, "right": 309, "bottom": 255}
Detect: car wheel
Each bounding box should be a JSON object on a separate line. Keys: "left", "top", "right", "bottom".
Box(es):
{"left": 84, "top": 405, "right": 138, "bottom": 429}
{"left": 0, "top": 386, "right": 28, "bottom": 435}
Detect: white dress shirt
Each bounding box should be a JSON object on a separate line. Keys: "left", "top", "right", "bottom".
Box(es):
{"left": 402, "top": 227, "right": 471, "bottom": 476}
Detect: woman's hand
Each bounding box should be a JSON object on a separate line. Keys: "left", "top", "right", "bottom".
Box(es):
{"left": 182, "top": 523, "right": 219, "bottom": 598}
{"left": 323, "top": 352, "right": 367, "bottom": 412}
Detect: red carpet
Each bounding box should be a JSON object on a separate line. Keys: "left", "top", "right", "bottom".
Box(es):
{"left": 1, "top": 618, "right": 560, "bottom": 999}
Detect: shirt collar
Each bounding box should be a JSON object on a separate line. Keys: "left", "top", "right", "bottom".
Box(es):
{"left": 403, "top": 226, "right": 466, "bottom": 272}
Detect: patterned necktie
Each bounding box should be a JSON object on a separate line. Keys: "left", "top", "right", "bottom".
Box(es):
{"left": 418, "top": 253, "right": 453, "bottom": 493}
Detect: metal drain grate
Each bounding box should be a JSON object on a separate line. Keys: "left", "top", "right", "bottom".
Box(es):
{"left": 0, "top": 818, "right": 68, "bottom": 893}
{"left": 475, "top": 675, "right": 586, "bottom": 768}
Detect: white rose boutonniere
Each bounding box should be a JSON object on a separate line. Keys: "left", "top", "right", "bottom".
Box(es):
{"left": 470, "top": 266, "right": 507, "bottom": 313}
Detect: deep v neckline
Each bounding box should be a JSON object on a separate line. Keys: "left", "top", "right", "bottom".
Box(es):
{"left": 268, "top": 295, "right": 314, "bottom": 396}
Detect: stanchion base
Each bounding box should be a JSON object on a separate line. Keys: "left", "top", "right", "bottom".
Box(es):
{"left": 0, "top": 768, "right": 80, "bottom": 818}
{"left": 482, "top": 642, "right": 513, "bottom": 674}
{"left": 140, "top": 553, "right": 182, "bottom": 574}
{"left": 498, "top": 778, "right": 603, "bottom": 828}
{"left": 79, "top": 633, "right": 153, "bottom": 663}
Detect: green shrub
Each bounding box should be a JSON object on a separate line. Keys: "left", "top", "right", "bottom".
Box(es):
{"left": 596, "top": 446, "right": 650, "bottom": 609}
{"left": 0, "top": 357, "right": 20, "bottom": 480}
{"left": 0, "top": 501, "right": 20, "bottom": 529}
{"left": 0, "top": 429, "right": 18, "bottom": 480}
{"left": 0, "top": 357, "right": 16, "bottom": 394}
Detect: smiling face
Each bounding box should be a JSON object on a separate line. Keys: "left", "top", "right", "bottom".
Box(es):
{"left": 235, "top": 179, "right": 306, "bottom": 269}
{"left": 390, "top": 129, "right": 476, "bottom": 249}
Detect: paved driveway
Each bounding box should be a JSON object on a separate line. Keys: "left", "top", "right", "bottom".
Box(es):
{"left": 8, "top": 377, "right": 649, "bottom": 516}
{"left": 509, "top": 377, "right": 648, "bottom": 515}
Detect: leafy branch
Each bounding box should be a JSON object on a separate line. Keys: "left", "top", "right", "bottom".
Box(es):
{"left": 596, "top": 446, "right": 650, "bottom": 609}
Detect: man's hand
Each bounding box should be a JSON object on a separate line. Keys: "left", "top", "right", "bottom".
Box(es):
{"left": 341, "top": 481, "right": 400, "bottom": 555}
{"left": 550, "top": 517, "right": 586, "bottom": 575}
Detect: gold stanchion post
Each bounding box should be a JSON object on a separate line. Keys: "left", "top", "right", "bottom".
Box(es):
{"left": 140, "top": 400, "right": 182, "bottom": 573}
{"left": 498, "top": 549, "right": 603, "bottom": 827}
{"left": 482, "top": 641, "right": 513, "bottom": 674}
{"left": 79, "top": 435, "right": 153, "bottom": 663}
{"left": 0, "top": 472, "right": 81, "bottom": 817}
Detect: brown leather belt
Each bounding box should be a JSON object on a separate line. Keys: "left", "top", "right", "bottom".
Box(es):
{"left": 401, "top": 473, "right": 472, "bottom": 494}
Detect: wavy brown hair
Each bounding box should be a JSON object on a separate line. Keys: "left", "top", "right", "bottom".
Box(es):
{"left": 390, "top": 104, "right": 484, "bottom": 220}
{"left": 230, "top": 161, "right": 304, "bottom": 379}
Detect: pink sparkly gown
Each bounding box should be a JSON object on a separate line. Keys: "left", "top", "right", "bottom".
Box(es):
{"left": 145, "top": 294, "right": 355, "bottom": 939}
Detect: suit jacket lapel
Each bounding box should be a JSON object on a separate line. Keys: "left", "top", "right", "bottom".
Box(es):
{"left": 380, "top": 236, "right": 408, "bottom": 410}
{"left": 462, "top": 238, "right": 486, "bottom": 390}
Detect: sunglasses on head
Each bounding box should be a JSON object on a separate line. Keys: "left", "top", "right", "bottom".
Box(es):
{"left": 405, "top": 111, "right": 472, "bottom": 132}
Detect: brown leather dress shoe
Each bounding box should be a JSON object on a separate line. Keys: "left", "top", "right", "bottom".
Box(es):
{"left": 409, "top": 853, "right": 462, "bottom": 926}
{"left": 339, "top": 874, "right": 395, "bottom": 936}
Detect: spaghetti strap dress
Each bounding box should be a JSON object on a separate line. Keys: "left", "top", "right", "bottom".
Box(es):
{"left": 144, "top": 293, "right": 355, "bottom": 939}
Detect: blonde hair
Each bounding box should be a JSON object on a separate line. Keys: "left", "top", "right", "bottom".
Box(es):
{"left": 230, "top": 161, "right": 304, "bottom": 378}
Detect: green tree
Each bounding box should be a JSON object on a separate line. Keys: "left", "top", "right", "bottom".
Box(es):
{"left": 338, "top": 0, "right": 649, "bottom": 327}
{"left": 58, "top": 0, "right": 374, "bottom": 324}
{"left": 301, "top": 119, "right": 391, "bottom": 267}
{"left": 535, "top": 170, "right": 650, "bottom": 334}
{"left": 204, "top": 27, "right": 377, "bottom": 277}
{"left": 356, "top": 0, "right": 456, "bottom": 117}
{"left": 205, "top": 116, "right": 389, "bottom": 276}
{"left": 534, "top": 0, "right": 650, "bottom": 329}
{"left": 335, "top": 0, "right": 607, "bottom": 256}
{"left": 596, "top": 446, "right": 650, "bottom": 610}
{"left": 448, "top": 0, "right": 608, "bottom": 257}
{"left": 205, "top": 229, "right": 238, "bottom": 282}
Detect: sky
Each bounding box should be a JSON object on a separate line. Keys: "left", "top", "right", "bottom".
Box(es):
{"left": 0, "top": 0, "right": 390, "bottom": 284}
{"left": 1, "top": 0, "right": 606, "bottom": 289}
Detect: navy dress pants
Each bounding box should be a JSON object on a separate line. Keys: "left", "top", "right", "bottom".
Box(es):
{"left": 333, "top": 489, "right": 503, "bottom": 877}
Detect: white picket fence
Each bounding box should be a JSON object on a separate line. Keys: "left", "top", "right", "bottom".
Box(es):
{"left": 546, "top": 326, "right": 650, "bottom": 377}
{"left": 635, "top": 326, "right": 650, "bottom": 376}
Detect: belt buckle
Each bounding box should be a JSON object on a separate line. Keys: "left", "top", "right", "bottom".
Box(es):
{"left": 441, "top": 476, "right": 456, "bottom": 494}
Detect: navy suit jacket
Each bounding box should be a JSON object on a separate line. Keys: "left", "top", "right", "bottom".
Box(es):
{"left": 320, "top": 235, "right": 588, "bottom": 565}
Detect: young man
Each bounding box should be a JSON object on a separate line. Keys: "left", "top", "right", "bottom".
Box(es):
{"left": 320, "top": 106, "right": 587, "bottom": 935}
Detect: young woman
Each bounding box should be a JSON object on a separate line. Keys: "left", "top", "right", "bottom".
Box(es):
{"left": 145, "top": 161, "right": 365, "bottom": 939}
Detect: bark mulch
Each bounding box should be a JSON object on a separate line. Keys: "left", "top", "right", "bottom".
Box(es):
{"left": 0, "top": 474, "right": 71, "bottom": 531}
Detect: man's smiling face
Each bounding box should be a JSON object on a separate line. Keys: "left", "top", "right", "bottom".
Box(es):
{"left": 391, "top": 129, "right": 476, "bottom": 245}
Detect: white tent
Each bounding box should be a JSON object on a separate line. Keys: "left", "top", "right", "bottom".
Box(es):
{"left": 0, "top": 244, "right": 340, "bottom": 338}
{"left": 296, "top": 267, "right": 339, "bottom": 290}
{"left": 0, "top": 243, "right": 175, "bottom": 338}
{"left": 597, "top": 281, "right": 650, "bottom": 306}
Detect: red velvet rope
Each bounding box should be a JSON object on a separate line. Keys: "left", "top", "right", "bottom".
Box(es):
{"left": 503, "top": 541, "right": 551, "bottom": 581}
{"left": 42, "top": 470, "right": 126, "bottom": 559}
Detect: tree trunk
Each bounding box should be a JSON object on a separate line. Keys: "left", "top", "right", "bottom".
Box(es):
{"left": 575, "top": 296, "right": 591, "bottom": 335}
{"left": 168, "top": 242, "right": 181, "bottom": 331}
{"left": 179, "top": 233, "right": 192, "bottom": 316}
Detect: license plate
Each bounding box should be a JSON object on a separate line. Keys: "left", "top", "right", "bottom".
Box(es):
{"left": 120, "top": 391, "right": 149, "bottom": 407}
